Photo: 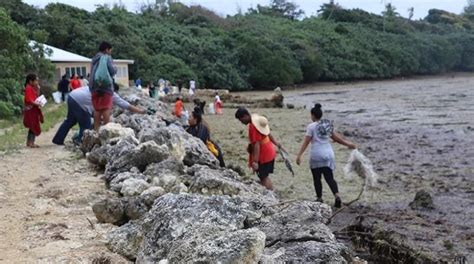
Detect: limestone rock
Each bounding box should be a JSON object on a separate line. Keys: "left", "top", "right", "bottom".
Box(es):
{"left": 136, "top": 194, "right": 261, "bottom": 262}
{"left": 99, "top": 122, "right": 135, "bottom": 145}
{"left": 125, "top": 197, "right": 149, "bottom": 220}
{"left": 109, "top": 171, "right": 147, "bottom": 193}
{"left": 409, "top": 190, "right": 434, "bottom": 210}
{"left": 81, "top": 129, "right": 100, "bottom": 154}
{"left": 106, "top": 220, "right": 143, "bottom": 261}
{"left": 138, "top": 126, "right": 219, "bottom": 168}
{"left": 92, "top": 198, "right": 127, "bottom": 225}
{"left": 140, "top": 186, "right": 166, "bottom": 207}
{"left": 105, "top": 141, "right": 169, "bottom": 178}
{"left": 120, "top": 178, "right": 150, "bottom": 197}
{"left": 261, "top": 241, "right": 350, "bottom": 263}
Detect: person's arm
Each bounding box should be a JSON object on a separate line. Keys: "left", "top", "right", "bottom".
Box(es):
{"left": 252, "top": 141, "right": 260, "bottom": 171}
{"left": 331, "top": 132, "right": 357, "bottom": 149}
{"left": 296, "top": 136, "right": 311, "bottom": 165}
{"left": 113, "top": 92, "right": 145, "bottom": 114}
{"left": 269, "top": 133, "right": 285, "bottom": 151}
{"left": 128, "top": 104, "right": 146, "bottom": 114}
{"left": 107, "top": 56, "right": 117, "bottom": 76}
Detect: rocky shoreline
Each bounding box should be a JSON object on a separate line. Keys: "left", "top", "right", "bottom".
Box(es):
{"left": 82, "top": 92, "right": 353, "bottom": 263}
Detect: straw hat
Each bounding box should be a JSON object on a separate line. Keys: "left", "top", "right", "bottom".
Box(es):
{"left": 251, "top": 114, "right": 270, "bottom": 136}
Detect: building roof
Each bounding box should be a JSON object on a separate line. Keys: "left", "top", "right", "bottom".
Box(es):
{"left": 29, "top": 41, "right": 134, "bottom": 64}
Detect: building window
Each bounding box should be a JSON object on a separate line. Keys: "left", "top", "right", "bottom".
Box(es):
{"left": 82, "top": 67, "right": 87, "bottom": 77}
{"left": 65, "top": 67, "right": 70, "bottom": 78}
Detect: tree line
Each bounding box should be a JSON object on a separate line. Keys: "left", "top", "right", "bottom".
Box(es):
{"left": 1, "top": 0, "right": 474, "bottom": 117}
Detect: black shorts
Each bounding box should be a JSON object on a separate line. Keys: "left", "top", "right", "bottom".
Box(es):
{"left": 257, "top": 160, "right": 275, "bottom": 179}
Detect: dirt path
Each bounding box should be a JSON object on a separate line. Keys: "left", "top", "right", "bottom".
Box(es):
{"left": 0, "top": 125, "right": 128, "bottom": 263}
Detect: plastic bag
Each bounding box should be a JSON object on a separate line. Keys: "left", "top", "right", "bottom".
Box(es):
{"left": 52, "top": 91, "right": 62, "bottom": 104}
{"left": 208, "top": 103, "right": 215, "bottom": 115}
{"left": 94, "top": 55, "right": 112, "bottom": 90}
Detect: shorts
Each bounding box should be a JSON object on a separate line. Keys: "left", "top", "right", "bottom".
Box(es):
{"left": 257, "top": 160, "right": 275, "bottom": 179}
{"left": 92, "top": 91, "right": 113, "bottom": 111}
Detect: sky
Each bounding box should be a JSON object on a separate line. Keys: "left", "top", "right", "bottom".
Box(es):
{"left": 24, "top": 0, "right": 467, "bottom": 20}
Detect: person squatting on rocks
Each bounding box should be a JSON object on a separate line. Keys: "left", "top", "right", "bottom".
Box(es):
{"left": 296, "top": 103, "right": 357, "bottom": 208}
{"left": 186, "top": 107, "right": 226, "bottom": 167}
{"left": 52, "top": 84, "right": 146, "bottom": 145}
{"left": 235, "top": 107, "right": 284, "bottom": 190}
{"left": 89, "top": 41, "right": 116, "bottom": 131}
{"left": 23, "top": 73, "right": 44, "bottom": 148}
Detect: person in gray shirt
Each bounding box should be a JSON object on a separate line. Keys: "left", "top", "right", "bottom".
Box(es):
{"left": 52, "top": 85, "right": 145, "bottom": 145}
{"left": 296, "top": 103, "right": 357, "bottom": 208}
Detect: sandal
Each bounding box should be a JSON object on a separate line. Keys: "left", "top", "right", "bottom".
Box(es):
{"left": 335, "top": 197, "right": 342, "bottom": 208}
{"left": 316, "top": 197, "right": 324, "bottom": 203}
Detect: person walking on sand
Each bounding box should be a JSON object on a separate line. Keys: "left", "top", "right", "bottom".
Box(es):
{"left": 89, "top": 41, "right": 117, "bottom": 131}
{"left": 296, "top": 103, "right": 357, "bottom": 208}
{"left": 23, "top": 74, "right": 44, "bottom": 148}
{"left": 235, "top": 107, "right": 284, "bottom": 190}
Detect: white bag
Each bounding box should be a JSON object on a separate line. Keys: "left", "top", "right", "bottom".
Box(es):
{"left": 52, "top": 91, "right": 62, "bottom": 104}
{"left": 208, "top": 103, "right": 215, "bottom": 115}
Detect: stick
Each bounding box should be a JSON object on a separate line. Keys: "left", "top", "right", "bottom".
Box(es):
{"left": 86, "top": 217, "right": 95, "bottom": 230}
{"left": 326, "top": 185, "right": 365, "bottom": 225}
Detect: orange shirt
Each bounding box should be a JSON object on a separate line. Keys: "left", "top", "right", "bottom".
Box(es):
{"left": 248, "top": 123, "right": 276, "bottom": 164}
{"left": 175, "top": 100, "right": 183, "bottom": 117}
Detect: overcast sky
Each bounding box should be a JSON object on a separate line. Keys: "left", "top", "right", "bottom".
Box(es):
{"left": 24, "top": 0, "right": 466, "bottom": 19}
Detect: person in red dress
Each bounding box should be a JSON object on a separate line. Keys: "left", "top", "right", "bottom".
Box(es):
{"left": 235, "top": 107, "right": 284, "bottom": 190}
{"left": 23, "top": 73, "right": 44, "bottom": 148}
{"left": 69, "top": 74, "right": 81, "bottom": 90}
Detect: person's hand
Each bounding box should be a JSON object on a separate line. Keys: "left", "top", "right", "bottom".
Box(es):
{"left": 140, "top": 108, "right": 146, "bottom": 114}
{"left": 348, "top": 143, "right": 357, "bottom": 150}
{"left": 251, "top": 161, "right": 259, "bottom": 172}
{"left": 296, "top": 155, "right": 302, "bottom": 166}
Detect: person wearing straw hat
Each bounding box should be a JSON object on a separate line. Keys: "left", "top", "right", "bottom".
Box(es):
{"left": 235, "top": 107, "right": 284, "bottom": 190}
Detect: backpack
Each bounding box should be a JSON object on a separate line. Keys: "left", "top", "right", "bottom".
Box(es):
{"left": 93, "top": 55, "right": 112, "bottom": 90}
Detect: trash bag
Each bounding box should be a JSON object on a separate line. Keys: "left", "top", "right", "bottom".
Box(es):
{"left": 93, "top": 55, "right": 112, "bottom": 90}
{"left": 208, "top": 103, "right": 215, "bottom": 115}
{"left": 344, "top": 149, "right": 378, "bottom": 188}
{"left": 52, "top": 91, "right": 62, "bottom": 104}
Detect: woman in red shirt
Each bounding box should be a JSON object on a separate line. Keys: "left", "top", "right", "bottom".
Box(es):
{"left": 23, "top": 74, "right": 44, "bottom": 148}
{"left": 69, "top": 74, "right": 81, "bottom": 90}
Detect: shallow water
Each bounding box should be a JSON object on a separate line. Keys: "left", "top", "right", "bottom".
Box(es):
{"left": 206, "top": 74, "right": 473, "bottom": 262}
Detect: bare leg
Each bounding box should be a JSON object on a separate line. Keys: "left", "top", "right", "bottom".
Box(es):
{"left": 259, "top": 176, "right": 273, "bottom": 190}
{"left": 102, "top": 109, "right": 112, "bottom": 125}
{"left": 93, "top": 111, "right": 102, "bottom": 131}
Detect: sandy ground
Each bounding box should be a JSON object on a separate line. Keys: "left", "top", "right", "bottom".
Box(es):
{"left": 0, "top": 125, "right": 129, "bottom": 263}
{"left": 205, "top": 73, "right": 474, "bottom": 262}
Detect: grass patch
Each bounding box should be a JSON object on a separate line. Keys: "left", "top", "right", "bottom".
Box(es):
{"left": 0, "top": 104, "right": 67, "bottom": 152}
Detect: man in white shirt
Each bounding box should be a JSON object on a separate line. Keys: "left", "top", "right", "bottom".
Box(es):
{"left": 52, "top": 86, "right": 145, "bottom": 145}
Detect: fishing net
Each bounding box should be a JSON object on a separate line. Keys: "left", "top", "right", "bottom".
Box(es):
{"left": 344, "top": 149, "right": 378, "bottom": 188}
